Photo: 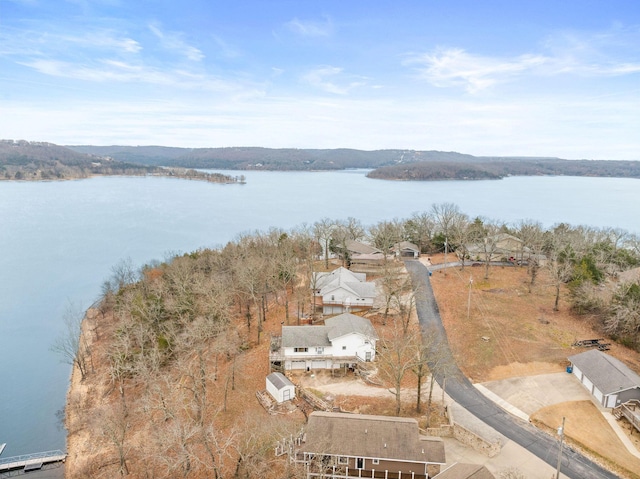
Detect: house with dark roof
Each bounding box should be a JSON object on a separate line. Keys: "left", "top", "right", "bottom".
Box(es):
{"left": 568, "top": 349, "right": 640, "bottom": 408}
{"left": 270, "top": 313, "right": 378, "bottom": 372}
{"left": 312, "top": 267, "right": 377, "bottom": 315}
{"left": 294, "top": 411, "right": 446, "bottom": 479}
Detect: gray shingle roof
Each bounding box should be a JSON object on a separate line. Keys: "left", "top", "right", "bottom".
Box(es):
{"left": 282, "top": 326, "right": 331, "bottom": 348}
{"left": 345, "top": 240, "right": 383, "bottom": 255}
{"left": 303, "top": 412, "right": 445, "bottom": 464}
{"left": 267, "top": 372, "right": 294, "bottom": 390}
{"left": 281, "top": 314, "right": 378, "bottom": 348}
{"left": 434, "top": 463, "right": 495, "bottom": 479}
{"left": 569, "top": 349, "right": 640, "bottom": 395}
{"left": 325, "top": 313, "right": 378, "bottom": 341}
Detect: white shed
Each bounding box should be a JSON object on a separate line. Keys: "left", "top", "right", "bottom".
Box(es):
{"left": 266, "top": 372, "right": 295, "bottom": 403}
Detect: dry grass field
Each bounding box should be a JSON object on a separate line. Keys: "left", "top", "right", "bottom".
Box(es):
{"left": 428, "top": 254, "right": 640, "bottom": 478}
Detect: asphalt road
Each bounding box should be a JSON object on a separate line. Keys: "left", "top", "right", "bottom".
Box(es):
{"left": 404, "top": 260, "right": 620, "bottom": 479}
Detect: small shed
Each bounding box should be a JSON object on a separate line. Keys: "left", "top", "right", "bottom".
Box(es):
{"left": 568, "top": 349, "right": 640, "bottom": 408}
{"left": 266, "top": 372, "right": 295, "bottom": 403}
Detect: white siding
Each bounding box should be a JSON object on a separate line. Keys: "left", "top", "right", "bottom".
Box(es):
{"left": 572, "top": 365, "right": 583, "bottom": 381}
{"left": 593, "top": 387, "right": 604, "bottom": 405}
{"left": 582, "top": 376, "right": 594, "bottom": 394}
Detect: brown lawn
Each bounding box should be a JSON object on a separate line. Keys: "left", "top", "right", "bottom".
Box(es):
{"left": 531, "top": 401, "right": 640, "bottom": 479}
{"left": 428, "top": 253, "right": 640, "bottom": 478}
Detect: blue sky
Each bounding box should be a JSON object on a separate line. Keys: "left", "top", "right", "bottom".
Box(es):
{"left": 1, "top": 0, "right": 639, "bottom": 159}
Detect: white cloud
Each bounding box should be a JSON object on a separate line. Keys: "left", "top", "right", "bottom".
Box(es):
{"left": 286, "top": 17, "right": 332, "bottom": 37}
{"left": 17, "top": 57, "right": 242, "bottom": 92}
{"left": 302, "top": 66, "right": 365, "bottom": 95}
{"left": 407, "top": 26, "right": 640, "bottom": 93}
{"left": 405, "top": 48, "right": 549, "bottom": 93}
{"left": 148, "top": 24, "right": 204, "bottom": 61}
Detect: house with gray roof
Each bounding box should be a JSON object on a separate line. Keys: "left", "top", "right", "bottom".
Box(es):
{"left": 568, "top": 349, "right": 640, "bottom": 408}
{"left": 433, "top": 463, "right": 495, "bottom": 479}
{"left": 294, "top": 411, "right": 446, "bottom": 479}
{"left": 394, "top": 241, "right": 421, "bottom": 259}
{"left": 313, "top": 267, "right": 377, "bottom": 315}
{"left": 270, "top": 313, "right": 378, "bottom": 372}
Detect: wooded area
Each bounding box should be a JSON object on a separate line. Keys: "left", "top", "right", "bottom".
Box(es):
{"left": 367, "top": 159, "right": 640, "bottom": 181}
{"left": 62, "top": 208, "right": 640, "bottom": 478}
{"left": 0, "top": 140, "right": 240, "bottom": 183}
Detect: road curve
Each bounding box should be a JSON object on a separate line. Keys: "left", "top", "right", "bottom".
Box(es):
{"left": 404, "top": 260, "right": 619, "bottom": 479}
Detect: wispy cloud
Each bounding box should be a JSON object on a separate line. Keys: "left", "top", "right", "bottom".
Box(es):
{"left": 405, "top": 48, "right": 548, "bottom": 93}
{"left": 148, "top": 23, "right": 204, "bottom": 61}
{"left": 286, "top": 17, "right": 333, "bottom": 37}
{"left": 406, "top": 26, "right": 640, "bottom": 93}
{"left": 18, "top": 57, "right": 241, "bottom": 92}
{"left": 302, "top": 66, "right": 365, "bottom": 95}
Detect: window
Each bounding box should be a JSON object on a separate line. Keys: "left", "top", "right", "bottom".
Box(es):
{"left": 338, "top": 456, "right": 349, "bottom": 465}
{"left": 294, "top": 347, "right": 308, "bottom": 353}
{"left": 342, "top": 346, "right": 347, "bottom": 350}
{"left": 316, "top": 347, "right": 324, "bottom": 354}
{"left": 372, "top": 458, "right": 380, "bottom": 465}
{"left": 356, "top": 458, "right": 364, "bottom": 469}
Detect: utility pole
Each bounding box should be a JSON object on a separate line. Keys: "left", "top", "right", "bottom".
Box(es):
{"left": 467, "top": 276, "right": 473, "bottom": 321}
{"left": 555, "top": 416, "right": 566, "bottom": 479}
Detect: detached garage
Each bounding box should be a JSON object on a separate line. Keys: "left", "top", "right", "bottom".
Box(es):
{"left": 266, "top": 372, "right": 296, "bottom": 404}
{"left": 568, "top": 349, "right": 640, "bottom": 408}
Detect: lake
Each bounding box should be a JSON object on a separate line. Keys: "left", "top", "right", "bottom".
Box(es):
{"left": 1, "top": 170, "right": 639, "bottom": 457}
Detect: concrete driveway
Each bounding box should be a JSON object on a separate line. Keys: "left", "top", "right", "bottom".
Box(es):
{"left": 478, "top": 371, "right": 595, "bottom": 419}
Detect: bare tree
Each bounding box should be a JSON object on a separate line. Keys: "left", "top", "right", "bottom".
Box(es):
{"left": 431, "top": 203, "right": 464, "bottom": 265}
{"left": 51, "top": 301, "right": 91, "bottom": 380}
{"left": 368, "top": 218, "right": 404, "bottom": 260}
{"left": 313, "top": 218, "right": 335, "bottom": 269}
{"left": 403, "top": 211, "right": 435, "bottom": 254}
{"left": 376, "top": 323, "right": 421, "bottom": 415}
{"left": 97, "top": 400, "right": 131, "bottom": 476}
{"left": 515, "top": 219, "right": 545, "bottom": 291}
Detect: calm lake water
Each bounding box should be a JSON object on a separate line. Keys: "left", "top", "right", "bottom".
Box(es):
{"left": 1, "top": 170, "right": 639, "bottom": 457}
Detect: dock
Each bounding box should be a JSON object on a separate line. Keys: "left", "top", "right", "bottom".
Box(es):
{"left": 0, "top": 450, "right": 66, "bottom": 473}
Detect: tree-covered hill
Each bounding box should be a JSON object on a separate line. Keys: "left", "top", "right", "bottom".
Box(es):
{"left": 367, "top": 158, "right": 640, "bottom": 181}
{"left": 0, "top": 140, "right": 240, "bottom": 183}
{"left": 67, "top": 145, "right": 478, "bottom": 170}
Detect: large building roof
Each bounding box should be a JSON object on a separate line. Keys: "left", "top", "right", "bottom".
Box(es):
{"left": 303, "top": 412, "right": 445, "bottom": 465}
{"left": 314, "top": 267, "right": 376, "bottom": 299}
{"left": 281, "top": 314, "right": 377, "bottom": 347}
{"left": 325, "top": 313, "right": 378, "bottom": 340}
{"left": 282, "top": 326, "right": 331, "bottom": 348}
{"left": 345, "top": 240, "right": 383, "bottom": 255}
{"left": 569, "top": 349, "right": 640, "bottom": 395}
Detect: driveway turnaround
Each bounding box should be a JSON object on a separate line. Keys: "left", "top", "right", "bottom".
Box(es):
{"left": 404, "top": 260, "right": 619, "bottom": 479}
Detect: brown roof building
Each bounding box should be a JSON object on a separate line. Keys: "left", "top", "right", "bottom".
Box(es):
{"left": 295, "top": 411, "right": 446, "bottom": 478}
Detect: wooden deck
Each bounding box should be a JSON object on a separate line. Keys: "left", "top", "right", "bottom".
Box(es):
{"left": 614, "top": 400, "right": 640, "bottom": 433}
{"left": 0, "top": 450, "right": 66, "bottom": 473}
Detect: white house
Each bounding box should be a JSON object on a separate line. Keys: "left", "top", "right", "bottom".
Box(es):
{"left": 313, "top": 267, "right": 376, "bottom": 315}
{"left": 266, "top": 372, "right": 296, "bottom": 403}
{"left": 270, "top": 313, "right": 378, "bottom": 372}
{"left": 569, "top": 349, "right": 640, "bottom": 408}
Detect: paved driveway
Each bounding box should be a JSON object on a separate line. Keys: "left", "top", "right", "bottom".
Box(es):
{"left": 480, "top": 372, "right": 595, "bottom": 416}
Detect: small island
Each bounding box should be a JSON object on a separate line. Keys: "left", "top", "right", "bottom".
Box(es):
{"left": 366, "top": 158, "right": 640, "bottom": 181}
